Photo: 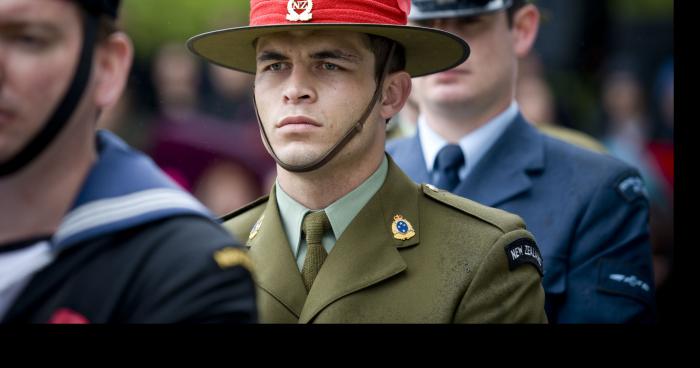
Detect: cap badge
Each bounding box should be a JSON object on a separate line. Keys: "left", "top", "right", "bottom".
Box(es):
{"left": 391, "top": 214, "right": 415, "bottom": 240}
{"left": 287, "top": 0, "right": 313, "bottom": 22}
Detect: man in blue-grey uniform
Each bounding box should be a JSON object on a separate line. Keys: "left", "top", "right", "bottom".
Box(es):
{"left": 0, "top": 0, "right": 256, "bottom": 323}
{"left": 387, "top": 0, "right": 656, "bottom": 322}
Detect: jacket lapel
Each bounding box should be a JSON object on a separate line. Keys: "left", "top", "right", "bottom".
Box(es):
{"left": 454, "top": 115, "right": 545, "bottom": 207}
{"left": 299, "top": 156, "right": 418, "bottom": 323}
{"left": 247, "top": 187, "right": 307, "bottom": 318}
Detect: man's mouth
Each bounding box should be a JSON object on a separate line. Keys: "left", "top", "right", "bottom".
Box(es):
{"left": 277, "top": 115, "right": 322, "bottom": 128}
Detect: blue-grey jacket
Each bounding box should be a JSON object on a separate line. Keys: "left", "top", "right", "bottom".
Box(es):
{"left": 387, "top": 114, "right": 656, "bottom": 323}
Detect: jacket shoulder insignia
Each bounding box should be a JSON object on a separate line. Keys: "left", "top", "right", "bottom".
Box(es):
{"left": 504, "top": 238, "right": 544, "bottom": 277}
{"left": 421, "top": 184, "right": 525, "bottom": 233}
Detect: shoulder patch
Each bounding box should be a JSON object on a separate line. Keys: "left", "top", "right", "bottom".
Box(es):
{"left": 219, "top": 195, "right": 269, "bottom": 222}
{"left": 504, "top": 238, "right": 544, "bottom": 277}
{"left": 615, "top": 174, "right": 647, "bottom": 203}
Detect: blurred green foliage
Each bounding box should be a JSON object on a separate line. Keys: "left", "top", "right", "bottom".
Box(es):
{"left": 121, "top": 0, "right": 251, "bottom": 60}
{"left": 609, "top": 0, "right": 673, "bottom": 20}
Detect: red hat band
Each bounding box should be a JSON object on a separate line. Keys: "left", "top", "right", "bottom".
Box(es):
{"left": 250, "top": 0, "right": 411, "bottom": 26}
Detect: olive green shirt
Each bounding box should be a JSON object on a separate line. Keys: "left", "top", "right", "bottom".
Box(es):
{"left": 276, "top": 156, "right": 388, "bottom": 271}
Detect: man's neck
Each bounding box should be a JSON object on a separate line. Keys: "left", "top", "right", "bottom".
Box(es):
{"left": 276, "top": 151, "right": 384, "bottom": 210}
{"left": 0, "top": 136, "right": 96, "bottom": 245}
{"left": 422, "top": 98, "right": 513, "bottom": 143}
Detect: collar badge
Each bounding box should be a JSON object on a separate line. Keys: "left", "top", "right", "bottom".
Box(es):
{"left": 392, "top": 214, "right": 415, "bottom": 240}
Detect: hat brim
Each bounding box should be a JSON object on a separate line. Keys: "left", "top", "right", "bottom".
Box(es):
{"left": 187, "top": 23, "right": 469, "bottom": 78}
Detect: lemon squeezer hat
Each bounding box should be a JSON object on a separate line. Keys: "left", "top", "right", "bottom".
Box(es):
{"left": 187, "top": 0, "right": 470, "bottom": 77}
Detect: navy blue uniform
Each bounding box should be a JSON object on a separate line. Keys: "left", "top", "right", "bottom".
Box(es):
{"left": 2, "top": 131, "right": 257, "bottom": 323}
{"left": 387, "top": 114, "right": 655, "bottom": 323}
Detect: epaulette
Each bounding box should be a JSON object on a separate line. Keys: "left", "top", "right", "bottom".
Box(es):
{"left": 420, "top": 184, "right": 525, "bottom": 233}
{"left": 219, "top": 195, "right": 269, "bottom": 222}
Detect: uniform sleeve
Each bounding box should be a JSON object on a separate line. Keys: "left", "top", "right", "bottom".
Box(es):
{"left": 454, "top": 228, "right": 548, "bottom": 323}
{"left": 553, "top": 169, "right": 656, "bottom": 323}
{"left": 122, "top": 217, "right": 258, "bottom": 323}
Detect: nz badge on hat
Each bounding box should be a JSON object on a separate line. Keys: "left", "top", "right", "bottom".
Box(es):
{"left": 392, "top": 214, "right": 415, "bottom": 240}
{"left": 286, "top": 0, "right": 313, "bottom": 21}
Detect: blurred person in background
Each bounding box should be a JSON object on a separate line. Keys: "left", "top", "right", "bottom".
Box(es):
{"left": 647, "top": 57, "right": 673, "bottom": 323}
{"left": 600, "top": 62, "right": 673, "bottom": 308}
{"left": 0, "top": 0, "right": 256, "bottom": 323}
{"left": 202, "top": 64, "right": 257, "bottom": 125}
{"left": 146, "top": 42, "right": 274, "bottom": 211}
{"left": 387, "top": 0, "right": 655, "bottom": 323}
{"left": 516, "top": 53, "right": 606, "bottom": 153}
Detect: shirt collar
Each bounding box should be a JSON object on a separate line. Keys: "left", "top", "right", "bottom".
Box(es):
{"left": 418, "top": 101, "right": 519, "bottom": 178}
{"left": 275, "top": 156, "right": 388, "bottom": 257}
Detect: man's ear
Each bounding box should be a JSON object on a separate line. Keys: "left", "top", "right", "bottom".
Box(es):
{"left": 512, "top": 4, "right": 540, "bottom": 58}
{"left": 380, "top": 70, "right": 412, "bottom": 120}
{"left": 93, "top": 32, "right": 133, "bottom": 109}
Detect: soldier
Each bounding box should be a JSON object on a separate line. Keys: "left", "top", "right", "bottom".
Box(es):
{"left": 387, "top": 0, "right": 655, "bottom": 322}
{"left": 188, "top": 0, "right": 546, "bottom": 323}
{"left": 0, "top": 0, "right": 256, "bottom": 323}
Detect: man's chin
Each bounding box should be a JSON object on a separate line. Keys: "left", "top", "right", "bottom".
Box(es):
{"left": 273, "top": 149, "right": 325, "bottom": 168}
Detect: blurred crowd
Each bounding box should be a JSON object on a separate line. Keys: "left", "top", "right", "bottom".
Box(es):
{"left": 98, "top": 0, "right": 673, "bottom": 321}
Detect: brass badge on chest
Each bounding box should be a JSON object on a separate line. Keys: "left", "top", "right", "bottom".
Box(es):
{"left": 286, "top": 0, "right": 313, "bottom": 22}
{"left": 391, "top": 214, "right": 415, "bottom": 240}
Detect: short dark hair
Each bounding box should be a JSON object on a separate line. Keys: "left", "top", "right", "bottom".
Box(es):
{"left": 506, "top": 0, "right": 528, "bottom": 27}
{"left": 97, "top": 16, "right": 119, "bottom": 42}
{"left": 72, "top": 1, "right": 119, "bottom": 42}
{"left": 366, "top": 34, "right": 407, "bottom": 81}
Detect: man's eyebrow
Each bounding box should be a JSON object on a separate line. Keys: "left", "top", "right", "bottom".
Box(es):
{"left": 311, "top": 49, "right": 362, "bottom": 63}
{"left": 257, "top": 50, "right": 289, "bottom": 62}
{"left": 0, "top": 22, "right": 58, "bottom": 34}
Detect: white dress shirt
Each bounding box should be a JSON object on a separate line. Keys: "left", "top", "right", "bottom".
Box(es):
{"left": 418, "top": 101, "right": 519, "bottom": 182}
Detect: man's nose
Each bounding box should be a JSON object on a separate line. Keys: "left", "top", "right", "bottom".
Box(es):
{"left": 283, "top": 66, "right": 316, "bottom": 104}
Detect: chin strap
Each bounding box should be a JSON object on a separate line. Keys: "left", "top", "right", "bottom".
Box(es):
{"left": 253, "top": 42, "right": 396, "bottom": 173}
{"left": 0, "top": 12, "right": 98, "bottom": 177}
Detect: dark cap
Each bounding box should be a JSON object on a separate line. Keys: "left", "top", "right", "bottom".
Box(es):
{"left": 73, "top": 0, "right": 121, "bottom": 18}
{"left": 410, "top": 0, "right": 515, "bottom": 20}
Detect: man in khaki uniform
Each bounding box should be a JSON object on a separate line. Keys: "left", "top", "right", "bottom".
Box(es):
{"left": 188, "top": 0, "right": 547, "bottom": 323}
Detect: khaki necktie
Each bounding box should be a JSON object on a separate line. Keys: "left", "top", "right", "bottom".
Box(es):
{"left": 301, "top": 210, "right": 330, "bottom": 291}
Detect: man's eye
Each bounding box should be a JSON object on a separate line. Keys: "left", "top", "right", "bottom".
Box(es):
{"left": 13, "top": 34, "right": 47, "bottom": 48}
{"left": 321, "top": 63, "right": 338, "bottom": 71}
{"left": 264, "top": 62, "right": 286, "bottom": 72}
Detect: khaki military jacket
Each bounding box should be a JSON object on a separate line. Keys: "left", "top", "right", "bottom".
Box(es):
{"left": 222, "top": 156, "right": 547, "bottom": 323}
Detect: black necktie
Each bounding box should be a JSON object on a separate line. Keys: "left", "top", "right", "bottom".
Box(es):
{"left": 434, "top": 144, "right": 465, "bottom": 191}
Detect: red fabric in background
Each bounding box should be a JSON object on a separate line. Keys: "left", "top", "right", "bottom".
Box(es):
{"left": 648, "top": 140, "right": 674, "bottom": 193}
